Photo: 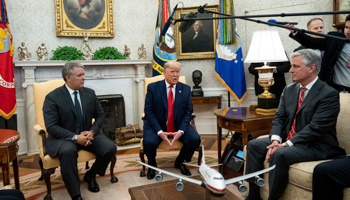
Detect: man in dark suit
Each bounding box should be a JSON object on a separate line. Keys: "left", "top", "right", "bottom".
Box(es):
{"left": 143, "top": 61, "right": 201, "bottom": 180}
{"left": 287, "top": 15, "right": 350, "bottom": 92}
{"left": 43, "top": 61, "right": 116, "bottom": 200}
{"left": 245, "top": 49, "right": 345, "bottom": 200}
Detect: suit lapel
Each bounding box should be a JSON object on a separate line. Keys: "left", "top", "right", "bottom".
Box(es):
{"left": 287, "top": 84, "right": 300, "bottom": 118}
{"left": 174, "top": 82, "right": 182, "bottom": 121}
{"left": 60, "top": 85, "right": 77, "bottom": 117}
{"left": 298, "top": 79, "right": 322, "bottom": 112}
{"left": 161, "top": 80, "right": 168, "bottom": 111}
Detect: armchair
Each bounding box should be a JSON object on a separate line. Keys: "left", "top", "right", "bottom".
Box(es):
{"left": 139, "top": 75, "right": 202, "bottom": 177}
{"left": 33, "top": 79, "right": 117, "bottom": 200}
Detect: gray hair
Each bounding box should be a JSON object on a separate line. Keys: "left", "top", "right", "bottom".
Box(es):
{"left": 290, "top": 49, "right": 321, "bottom": 74}
{"left": 62, "top": 61, "right": 84, "bottom": 81}
{"left": 194, "top": 20, "right": 203, "bottom": 27}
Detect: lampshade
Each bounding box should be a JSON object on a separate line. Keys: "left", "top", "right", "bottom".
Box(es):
{"left": 244, "top": 30, "right": 288, "bottom": 63}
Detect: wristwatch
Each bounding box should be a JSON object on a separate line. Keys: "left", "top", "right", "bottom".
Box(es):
{"left": 72, "top": 135, "right": 78, "bottom": 143}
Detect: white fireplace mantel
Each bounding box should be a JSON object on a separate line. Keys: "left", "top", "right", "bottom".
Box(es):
{"left": 14, "top": 59, "right": 152, "bottom": 155}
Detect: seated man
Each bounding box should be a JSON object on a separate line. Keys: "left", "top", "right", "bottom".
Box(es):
{"left": 43, "top": 61, "right": 116, "bottom": 200}
{"left": 244, "top": 49, "right": 345, "bottom": 200}
{"left": 313, "top": 156, "right": 350, "bottom": 200}
{"left": 143, "top": 61, "right": 201, "bottom": 180}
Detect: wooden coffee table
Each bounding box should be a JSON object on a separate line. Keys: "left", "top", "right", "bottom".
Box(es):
{"left": 129, "top": 176, "right": 240, "bottom": 200}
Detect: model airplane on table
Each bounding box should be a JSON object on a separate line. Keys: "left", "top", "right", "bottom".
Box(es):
{"left": 138, "top": 146, "right": 275, "bottom": 196}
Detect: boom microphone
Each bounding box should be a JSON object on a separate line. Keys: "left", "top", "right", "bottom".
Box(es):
{"left": 161, "top": 4, "right": 179, "bottom": 36}
{"left": 268, "top": 19, "right": 298, "bottom": 25}
{"left": 178, "top": 11, "right": 198, "bottom": 33}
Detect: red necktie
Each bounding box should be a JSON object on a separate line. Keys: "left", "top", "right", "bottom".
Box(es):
{"left": 167, "top": 85, "right": 175, "bottom": 132}
{"left": 287, "top": 87, "right": 307, "bottom": 140}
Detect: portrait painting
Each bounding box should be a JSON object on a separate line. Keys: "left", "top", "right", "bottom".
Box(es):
{"left": 55, "top": 0, "right": 114, "bottom": 37}
{"left": 174, "top": 5, "right": 218, "bottom": 60}
{"left": 333, "top": 0, "right": 350, "bottom": 28}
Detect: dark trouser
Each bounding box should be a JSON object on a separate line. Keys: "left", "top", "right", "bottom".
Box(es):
{"left": 313, "top": 157, "right": 350, "bottom": 200}
{"left": 58, "top": 133, "right": 116, "bottom": 198}
{"left": 331, "top": 83, "right": 350, "bottom": 93}
{"left": 0, "top": 189, "right": 25, "bottom": 200}
{"left": 143, "top": 126, "right": 200, "bottom": 166}
{"left": 245, "top": 137, "right": 321, "bottom": 200}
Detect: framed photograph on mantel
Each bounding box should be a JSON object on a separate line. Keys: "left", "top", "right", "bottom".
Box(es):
{"left": 55, "top": 0, "right": 114, "bottom": 37}
{"left": 333, "top": 0, "right": 350, "bottom": 29}
{"left": 174, "top": 5, "right": 219, "bottom": 60}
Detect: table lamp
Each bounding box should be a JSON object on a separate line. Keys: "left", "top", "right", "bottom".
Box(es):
{"left": 244, "top": 30, "right": 288, "bottom": 115}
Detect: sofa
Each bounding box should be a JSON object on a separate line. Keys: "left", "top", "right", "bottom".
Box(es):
{"left": 243, "top": 93, "right": 350, "bottom": 200}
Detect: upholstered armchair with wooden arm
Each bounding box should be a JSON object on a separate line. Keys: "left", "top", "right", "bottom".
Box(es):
{"left": 139, "top": 75, "right": 202, "bottom": 177}
{"left": 33, "top": 79, "right": 117, "bottom": 200}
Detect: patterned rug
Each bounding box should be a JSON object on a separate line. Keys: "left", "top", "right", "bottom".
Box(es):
{"left": 4, "top": 150, "right": 225, "bottom": 200}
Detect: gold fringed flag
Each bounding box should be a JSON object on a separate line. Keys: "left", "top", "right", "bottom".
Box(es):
{"left": 215, "top": 0, "right": 247, "bottom": 104}
{"left": 0, "top": 0, "right": 16, "bottom": 119}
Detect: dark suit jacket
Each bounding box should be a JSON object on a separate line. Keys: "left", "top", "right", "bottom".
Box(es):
{"left": 290, "top": 31, "right": 346, "bottom": 85}
{"left": 144, "top": 80, "right": 193, "bottom": 134}
{"left": 43, "top": 85, "right": 104, "bottom": 158}
{"left": 271, "top": 78, "right": 345, "bottom": 158}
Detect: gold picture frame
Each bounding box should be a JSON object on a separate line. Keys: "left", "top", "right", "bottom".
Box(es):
{"left": 333, "top": 0, "right": 350, "bottom": 28}
{"left": 55, "top": 0, "right": 114, "bottom": 37}
{"left": 174, "top": 5, "right": 219, "bottom": 60}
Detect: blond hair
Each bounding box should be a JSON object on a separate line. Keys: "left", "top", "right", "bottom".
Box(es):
{"left": 164, "top": 61, "right": 182, "bottom": 71}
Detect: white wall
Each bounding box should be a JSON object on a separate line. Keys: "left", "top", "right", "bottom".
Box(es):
{"left": 6, "top": 0, "right": 336, "bottom": 148}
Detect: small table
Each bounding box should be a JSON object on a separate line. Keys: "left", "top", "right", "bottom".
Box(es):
{"left": 192, "top": 96, "right": 222, "bottom": 109}
{"left": 129, "top": 176, "right": 240, "bottom": 200}
{"left": 0, "top": 129, "right": 20, "bottom": 189}
{"left": 214, "top": 107, "right": 274, "bottom": 162}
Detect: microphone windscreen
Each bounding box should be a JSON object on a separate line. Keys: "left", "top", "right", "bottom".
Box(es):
{"left": 268, "top": 19, "right": 277, "bottom": 24}
{"left": 179, "top": 11, "right": 197, "bottom": 33}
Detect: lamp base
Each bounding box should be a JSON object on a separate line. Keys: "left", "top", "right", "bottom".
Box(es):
{"left": 256, "top": 96, "right": 278, "bottom": 115}
{"left": 255, "top": 108, "right": 277, "bottom": 115}
{"left": 258, "top": 97, "right": 278, "bottom": 109}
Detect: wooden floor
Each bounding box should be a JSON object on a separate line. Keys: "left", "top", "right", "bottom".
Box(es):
{"left": 2, "top": 134, "right": 229, "bottom": 179}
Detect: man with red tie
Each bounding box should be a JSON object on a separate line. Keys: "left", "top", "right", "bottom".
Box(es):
{"left": 244, "top": 49, "right": 345, "bottom": 200}
{"left": 143, "top": 61, "right": 201, "bottom": 180}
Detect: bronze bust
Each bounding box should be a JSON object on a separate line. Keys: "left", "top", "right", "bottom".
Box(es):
{"left": 191, "top": 70, "right": 203, "bottom": 97}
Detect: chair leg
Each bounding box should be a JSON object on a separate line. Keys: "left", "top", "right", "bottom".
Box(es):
{"left": 197, "top": 146, "right": 203, "bottom": 165}
{"left": 38, "top": 157, "right": 44, "bottom": 181}
{"left": 139, "top": 149, "right": 146, "bottom": 177}
{"left": 110, "top": 155, "right": 118, "bottom": 183}
{"left": 13, "top": 157, "right": 20, "bottom": 190}
{"left": 85, "top": 161, "right": 90, "bottom": 169}
{"left": 43, "top": 168, "right": 56, "bottom": 200}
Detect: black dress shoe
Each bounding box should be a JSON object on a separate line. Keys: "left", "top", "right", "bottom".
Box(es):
{"left": 174, "top": 161, "right": 191, "bottom": 176}
{"left": 84, "top": 172, "right": 100, "bottom": 193}
{"left": 72, "top": 195, "right": 84, "bottom": 200}
{"left": 147, "top": 168, "right": 156, "bottom": 180}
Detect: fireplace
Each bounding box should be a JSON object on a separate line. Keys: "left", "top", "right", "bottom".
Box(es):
{"left": 98, "top": 95, "right": 126, "bottom": 141}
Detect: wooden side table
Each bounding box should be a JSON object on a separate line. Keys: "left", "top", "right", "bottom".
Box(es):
{"left": 192, "top": 95, "right": 222, "bottom": 108}
{"left": 214, "top": 107, "right": 274, "bottom": 162}
{"left": 0, "top": 129, "right": 20, "bottom": 189}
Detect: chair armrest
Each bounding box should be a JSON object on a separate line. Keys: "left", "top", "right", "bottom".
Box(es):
{"left": 34, "top": 124, "right": 48, "bottom": 156}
